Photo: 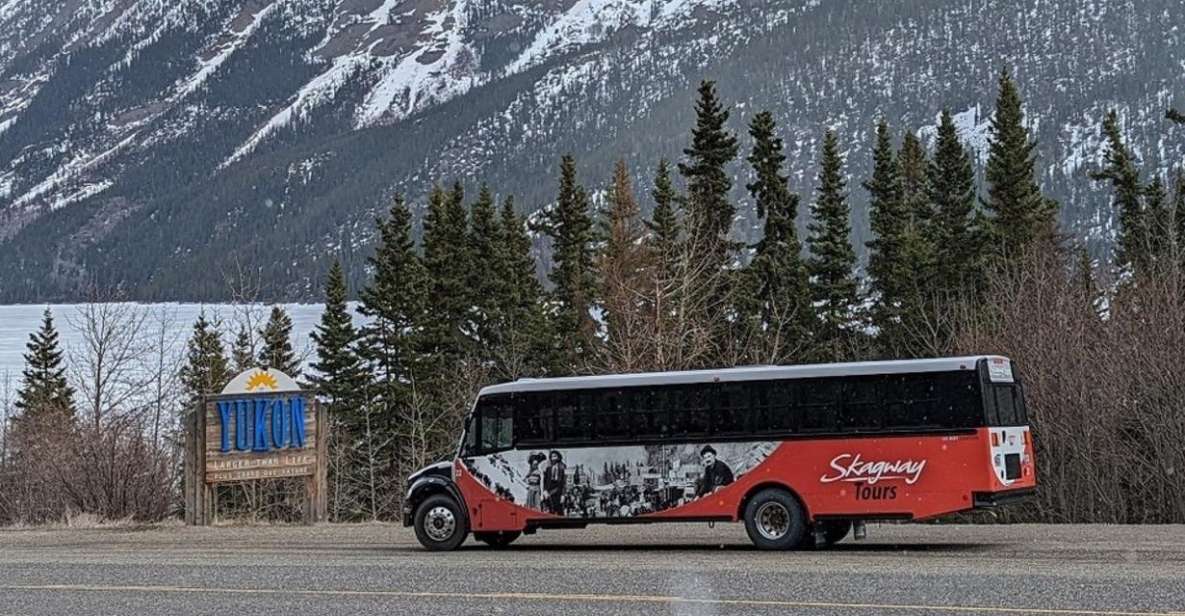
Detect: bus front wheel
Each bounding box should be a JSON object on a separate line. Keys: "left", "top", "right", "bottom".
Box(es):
{"left": 413, "top": 494, "right": 469, "bottom": 551}
{"left": 474, "top": 531, "right": 521, "bottom": 548}
{"left": 743, "top": 488, "right": 807, "bottom": 550}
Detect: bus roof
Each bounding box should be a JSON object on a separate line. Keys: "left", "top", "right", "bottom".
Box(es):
{"left": 479, "top": 355, "right": 1004, "bottom": 396}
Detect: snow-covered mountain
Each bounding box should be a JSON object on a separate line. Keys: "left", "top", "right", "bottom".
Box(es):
{"left": 0, "top": 0, "right": 1181, "bottom": 301}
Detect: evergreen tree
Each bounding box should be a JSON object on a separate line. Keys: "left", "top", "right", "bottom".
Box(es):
{"left": 258, "top": 305, "right": 300, "bottom": 378}
{"left": 14, "top": 308, "right": 74, "bottom": 416}
{"left": 807, "top": 130, "right": 860, "bottom": 359}
{"left": 863, "top": 120, "right": 908, "bottom": 353}
{"left": 497, "top": 196, "right": 552, "bottom": 377}
{"left": 646, "top": 159, "right": 681, "bottom": 276}
{"left": 678, "top": 80, "right": 739, "bottom": 258}
{"left": 230, "top": 324, "right": 254, "bottom": 373}
{"left": 1092, "top": 109, "right": 1147, "bottom": 274}
{"left": 982, "top": 68, "right": 1056, "bottom": 258}
{"left": 420, "top": 182, "right": 473, "bottom": 364}
{"left": 741, "top": 111, "right": 811, "bottom": 357}
{"left": 306, "top": 260, "right": 365, "bottom": 418}
{"left": 539, "top": 155, "right": 598, "bottom": 367}
{"left": 468, "top": 184, "right": 505, "bottom": 351}
{"left": 179, "top": 311, "right": 230, "bottom": 411}
{"left": 893, "top": 131, "right": 938, "bottom": 357}
{"left": 928, "top": 109, "right": 983, "bottom": 292}
{"left": 357, "top": 196, "right": 427, "bottom": 416}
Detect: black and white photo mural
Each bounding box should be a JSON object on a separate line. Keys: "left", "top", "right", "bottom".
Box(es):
{"left": 463, "top": 442, "right": 777, "bottom": 518}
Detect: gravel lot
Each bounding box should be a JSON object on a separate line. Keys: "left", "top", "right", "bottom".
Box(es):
{"left": 1, "top": 522, "right": 1183, "bottom": 615}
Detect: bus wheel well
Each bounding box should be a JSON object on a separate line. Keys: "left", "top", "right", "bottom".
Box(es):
{"left": 737, "top": 482, "right": 808, "bottom": 521}
{"left": 408, "top": 482, "right": 460, "bottom": 513}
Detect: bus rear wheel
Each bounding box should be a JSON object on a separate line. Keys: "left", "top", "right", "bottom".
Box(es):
{"left": 413, "top": 494, "right": 468, "bottom": 551}
{"left": 743, "top": 488, "right": 807, "bottom": 550}
{"left": 474, "top": 531, "right": 521, "bottom": 548}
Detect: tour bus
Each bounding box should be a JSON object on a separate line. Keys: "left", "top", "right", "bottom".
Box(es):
{"left": 403, "top": 355, "right": 1036, "bottom": 550}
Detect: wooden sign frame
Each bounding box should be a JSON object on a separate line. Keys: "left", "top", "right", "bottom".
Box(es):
{"left": 184, "top": 390, "right": 327, "bottom": 525}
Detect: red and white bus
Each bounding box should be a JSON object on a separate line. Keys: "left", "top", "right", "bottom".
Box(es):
{"left": 403, "top": 355, "right": 1036, "bottom": 550}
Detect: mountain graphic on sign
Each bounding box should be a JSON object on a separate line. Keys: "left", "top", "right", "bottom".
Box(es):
{"left": 245, "top": 372, "right": 279, "bottom": 392}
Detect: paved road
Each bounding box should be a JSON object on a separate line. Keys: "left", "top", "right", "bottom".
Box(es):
{"left": 0, "top": 522, "right": 1183, "bottom": 615}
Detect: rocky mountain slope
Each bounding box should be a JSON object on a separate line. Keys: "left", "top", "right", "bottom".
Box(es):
{"left": 0, "top": 0, "right": 1181, "bottom": 301}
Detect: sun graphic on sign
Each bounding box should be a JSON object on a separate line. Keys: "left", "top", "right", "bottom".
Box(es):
{"left": 245, "top": 371, "right": 280, "bottom": 392}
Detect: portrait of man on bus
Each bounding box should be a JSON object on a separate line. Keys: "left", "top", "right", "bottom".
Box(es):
{"left": 543, "top": 450, "right": 567, "bottom": 514}
{"left": 695, "top": 445, "right": 734, "bottom": 497}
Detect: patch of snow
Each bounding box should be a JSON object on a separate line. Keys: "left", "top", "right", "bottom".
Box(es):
{"left": 175, "top": 2, "right": 280, "bottom": 99}
{"left": 354, "top": 0, "right": 482, "bottom": 127}
{"left": 917, "top": 104, "right": 991, "bottom": 161}
{"left": 11, "top": 132, "right": 139, "bottom": 210}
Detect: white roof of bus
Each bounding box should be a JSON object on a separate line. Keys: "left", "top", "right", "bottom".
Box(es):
{"left": 480, "top": 355, "right": 1004, "bottom": 396}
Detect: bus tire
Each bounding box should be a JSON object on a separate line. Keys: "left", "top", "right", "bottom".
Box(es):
{"left": 414, "top": 494, "right": 469, "bottom": 551}
{"left": 743, "top": 488, "right": 807, "bottom": 550}
{"left": 474, "top": 531, "right": 520, "bottom": 548}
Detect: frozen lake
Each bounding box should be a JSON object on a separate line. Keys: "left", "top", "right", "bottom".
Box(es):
{"left": 0, "top": 303, "right": 353, "bottom": 404}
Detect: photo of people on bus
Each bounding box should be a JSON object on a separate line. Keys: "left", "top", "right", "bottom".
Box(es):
{"left": 695, "top": 445, "right": 735, "bottom": 497}
{"left": 493, "top": 442, "right": 763, "bottom": 519}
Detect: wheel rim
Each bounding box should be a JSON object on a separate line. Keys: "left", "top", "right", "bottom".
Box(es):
{"left": 424, "top": 506, "right": 456, "bottom": 542}
{"left": 755, "top": 502, "right": 791, "bottom": 540}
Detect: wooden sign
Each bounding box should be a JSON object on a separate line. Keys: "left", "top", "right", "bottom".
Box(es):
{"left": 184, "top": 368, "right": 327, "bottom": 525}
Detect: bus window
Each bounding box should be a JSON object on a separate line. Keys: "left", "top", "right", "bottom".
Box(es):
{"left": 993, "top": 385, "right": 1021, "bottom": 426}
{"left": 939, "top": 372, "right": 981, "bottom": 428}
{"left": 668, "top": 385, "right": 711, "bottom": 436}
{"left": 555, "top": 392, "right": 588, "bottom": 442}
{"left": 629, "top": 388, "right": 667, "bottom": 440}
{"left": 716, "top": 383, "right": 750, "bottom": 434}
{"left": 517, "top": 393, "right": 550, "bottom": 444}
{"left": 800, "top": 379, "right": 839, "bottom": 432}
{"left": 595, "top": 389, "right": 631, "bottom": 440}
{"left": 841, "top": 377, "right": 883, "bottom": 431}
{"left": 477, "top": 396, "right": 513, "bottom": 452}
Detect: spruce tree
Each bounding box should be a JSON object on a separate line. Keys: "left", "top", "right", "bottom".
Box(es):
{"left": 806, "top": 130, "right": 860, "bottom": 360}
{"left": 646, "top": 159, "right": 681, "bottom": 277}
{"left": 258, "top": 306, "right": 300, "bottom": 378}
{"left": 179, "top": 311, "right": 230, "bottom": 411}
{"left": 742, "top": 111, "right": 811, "bottom": 357}
{"left": 982, "top": 68, "right": 1056, "bottom": 258}
{"left": 306, "top": 260, "right": 365, "bottom": 418}
{"left": 928, "top": 109, "right": 983, "bottom": 292}
{"left": 420, "top": 183, "right": 473, "bottom": 364}
{"left": 863, "top": 120, "right": 907, "bottom": 353}
{"left": 497, "top": 195, "right": 552, "bottom": 377}
{"left": 468, "top": 184, "right": 504, "bottom": 351}
{"left": 14, "top": 308, "right": 74, "bottom": 416}
{"left": 230, "top": 325, "right": 254, "bottom": 373}
{"left": 539, "top": 155, "right": 598, "bottom": 368}
{"left": 894, "top": 132, "right": 939, "bottom": 358}
{"left": 678, "top": 80, "right": 739, "bottom": 258}
{"left": 1092, "top": 109, "right": 1147, "bottom": 274}
{"left": 357, "top": 196, "right": 427, "bottom": 415}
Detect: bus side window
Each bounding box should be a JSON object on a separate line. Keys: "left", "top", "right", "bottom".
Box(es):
{"left": 478, "top": 396, "right": 513, "bottom": 453}
{"left": 630, "top": 388, "right": 666, "bottom": 440}
{"left": 715, "top": 383, "right": 750, "bottom": 434}
{"left": 516, "top": 393, "right": 550, "bottom": 444}
{"left": 595, "top": 389, "right": 631, "bottom": 440}
{"left": 800, "top": 379, "right": 839, "bottom": 432}
{"left": 841, "top": 377, "right": 883, "bottom": 431}
{"left": 941, "top": 372, "right": 980, "bottom": 428}
{"left": 555, "top": 392, "right": 584, "bottom": 443}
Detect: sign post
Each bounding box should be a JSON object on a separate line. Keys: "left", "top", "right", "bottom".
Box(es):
{"left": 184, "top": 368, "right": 327, "bottom": 525}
